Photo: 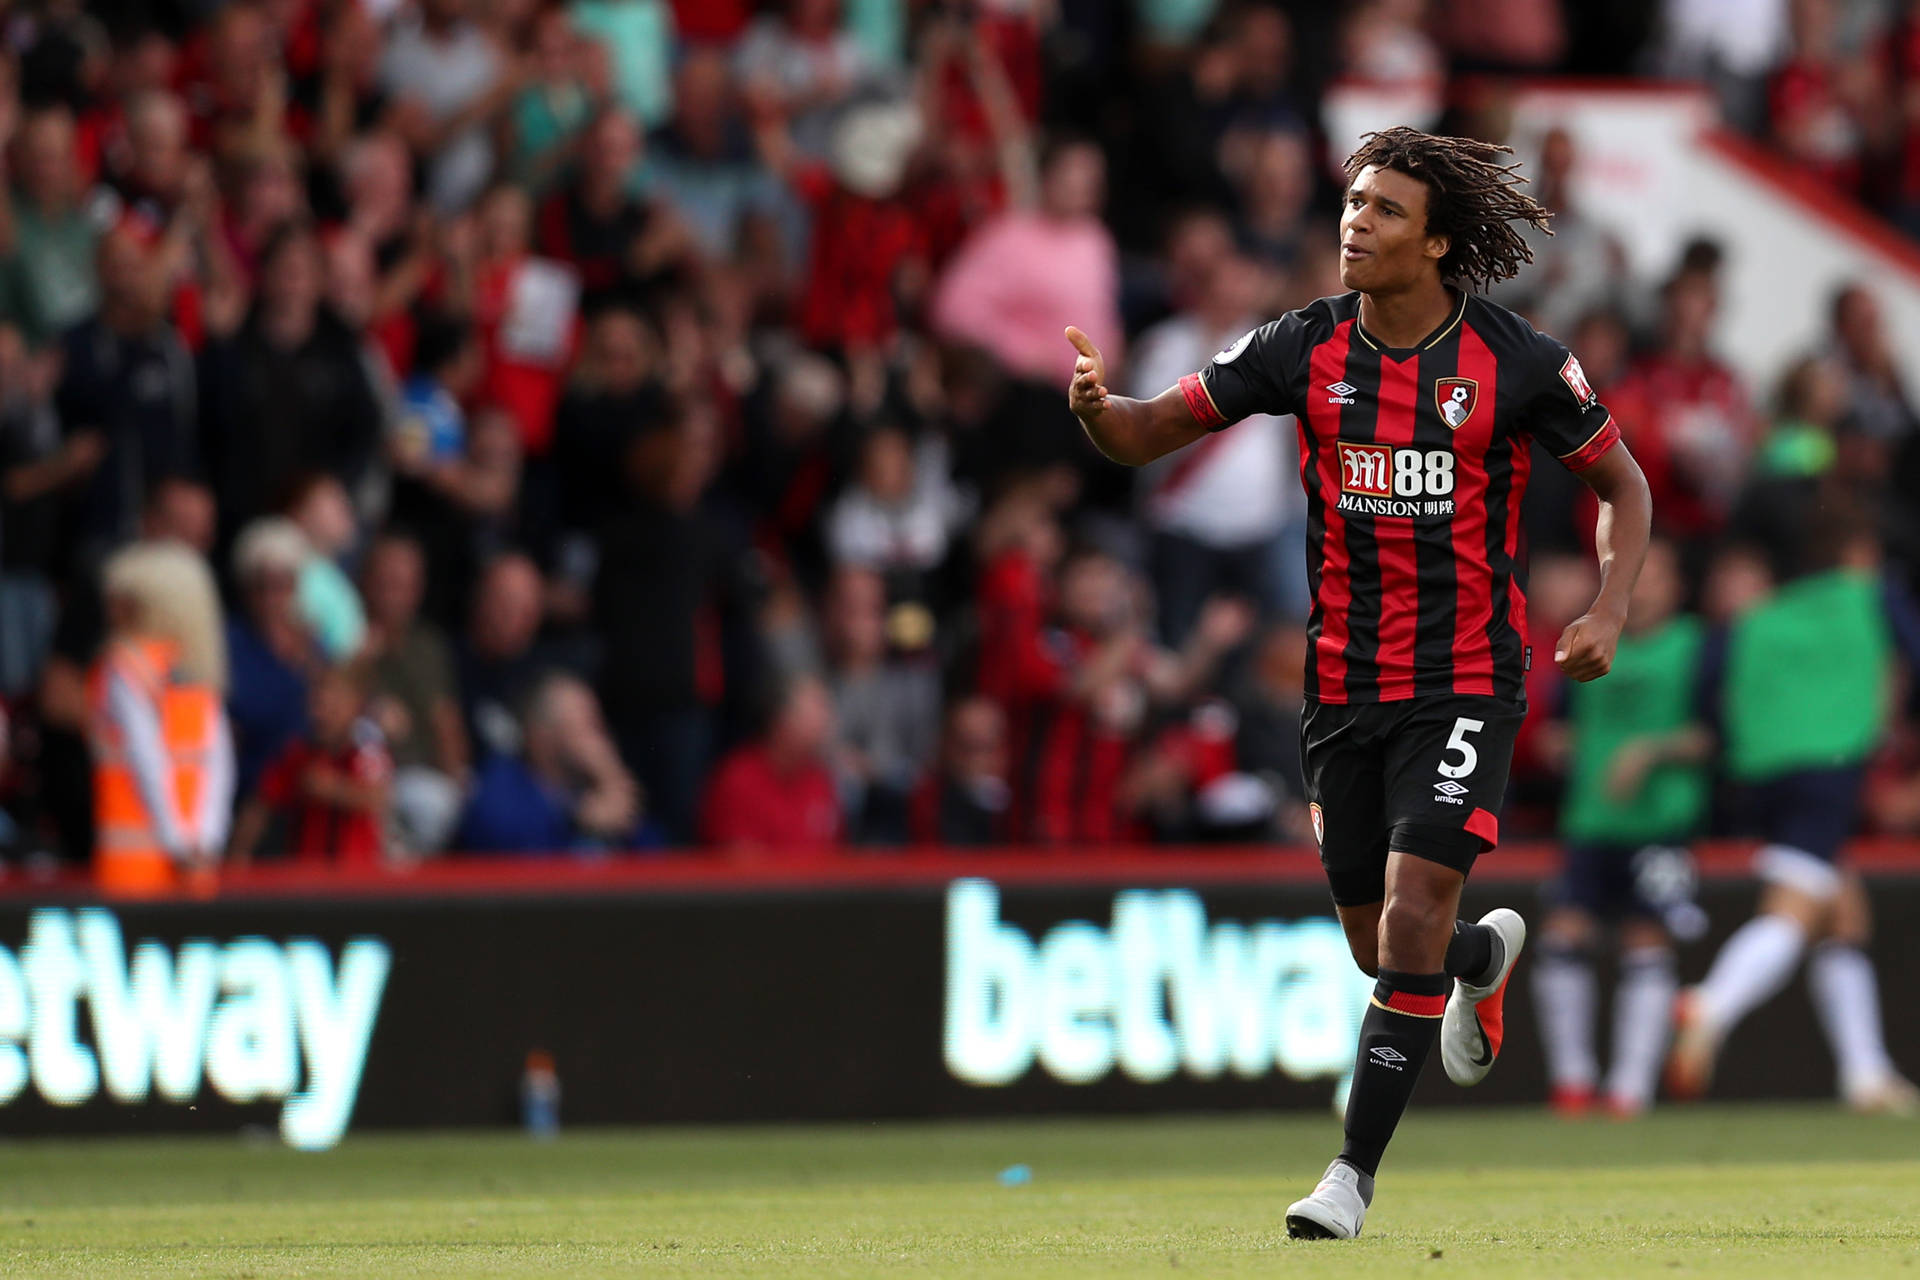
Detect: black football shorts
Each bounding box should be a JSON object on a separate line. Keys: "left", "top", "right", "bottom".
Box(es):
{"left": 1736, "top": 765, "right": 1867, "bottom": 864}
{"left": 1300, "top": 693, "right": 1526, "bottom": 907}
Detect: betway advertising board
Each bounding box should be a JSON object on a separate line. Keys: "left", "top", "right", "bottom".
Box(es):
{"left": 0, "top": 909, "right": 386, "bottom": 1149}
{"left": 0, "top": 871, "right": 1911, "bottom": 1144}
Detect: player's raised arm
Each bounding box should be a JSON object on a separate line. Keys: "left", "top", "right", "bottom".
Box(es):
{"left": 1064, "top": 326, "right": 1212, "bottom": 466}
{"left": 1555, "top": 442, "right": 1654, "bottom": 682}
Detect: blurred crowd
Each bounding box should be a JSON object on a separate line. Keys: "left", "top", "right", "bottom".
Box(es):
{"left": 4, "top": 0, "right": 1920, "bottom": 873}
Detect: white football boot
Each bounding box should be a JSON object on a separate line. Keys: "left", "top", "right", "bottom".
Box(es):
{"left": 1844, "top": 1072, "right": 1920, "bottom": 1116}
{"left": 1441, "top": 908, "right": 1527, "bottom": 1086}
{"left": 1285, "top": 1159, "right": 1373, "bottom": 1240}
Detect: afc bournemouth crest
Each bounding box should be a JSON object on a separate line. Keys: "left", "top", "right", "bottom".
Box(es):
{"left": 1435, "top": 377, "right": 1478, "bottom": 430}
{"left": 1308, "top": 802, "right": 1324, "bottom": 846}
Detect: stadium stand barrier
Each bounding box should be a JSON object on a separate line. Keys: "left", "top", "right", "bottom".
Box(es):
{"left": 0, "top": 841, "right": 1915, "bottom": 1148}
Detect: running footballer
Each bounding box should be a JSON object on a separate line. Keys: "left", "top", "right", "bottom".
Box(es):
{"left": 1063, "top": 127, "right": 1653, "bottom": 1239}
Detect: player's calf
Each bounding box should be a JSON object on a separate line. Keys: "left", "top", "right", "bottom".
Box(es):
{"left": 1288, "top": 968, "right": 1446, "bottom": 1240}
{"left": 1605, "top": 942, "right": 1676, "bottom": 1114}
{"left": 1532, "top": 936, "right": 1599, "bottom": 1108}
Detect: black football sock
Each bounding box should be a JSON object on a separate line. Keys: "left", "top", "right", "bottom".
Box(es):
{"left": 1338, "top": 968, "right": 1448, "bottom": 1178}
{"left": 1445, "top": 918, "right": 1502, "bottom": 987}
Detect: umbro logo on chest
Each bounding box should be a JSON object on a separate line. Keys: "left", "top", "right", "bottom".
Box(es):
{"left": 1326, "top": 381, "right": 1357, "bottom": 405}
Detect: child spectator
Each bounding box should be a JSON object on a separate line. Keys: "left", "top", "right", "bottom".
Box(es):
{"left": 230, "top": 660, "right": 392, "bottom": 866}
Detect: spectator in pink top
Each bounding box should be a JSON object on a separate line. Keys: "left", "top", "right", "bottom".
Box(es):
{"left": 930, "top": 135, "right": 1122, "bottom": 385}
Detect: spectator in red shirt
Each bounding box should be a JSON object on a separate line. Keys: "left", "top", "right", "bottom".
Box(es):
{"left": 1607, "top": 264, "right": 1758, "bottom": 537}
{"left": 1768, "top": 0, "right": 1882, "bottom": 196}
{"left": 700, "top": 674, "right": 842, "bottom": 853}
{"left": 229, "top": 660, "right": 393, "bottom": 866}
{"left": 1881, "top": 2, "right": 1920, "bottom": 230}
{"left": 181, "top": 2, "right": 286, "bottom": 163}
{"left": 973, "top": 484, "right": 1066, "bottom": 712}
{"left": 997, "top": 544, "right": 1250, "bottom": 846}
{"left": 465, "top": 183, "right": 581, "bottom": 455}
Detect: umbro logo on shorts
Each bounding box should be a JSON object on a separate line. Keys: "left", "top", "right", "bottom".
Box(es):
{"left": 1433, "top": 779, "right": 1468, "bottom": 804}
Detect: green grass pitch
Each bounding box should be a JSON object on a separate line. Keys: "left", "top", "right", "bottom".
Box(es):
{"left": 1, "top": 1104, "right": 1916, "bottom": 1277}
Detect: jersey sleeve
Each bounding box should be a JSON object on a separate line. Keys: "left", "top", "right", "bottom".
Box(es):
{"left": 1180, "top": 311, "right": 1310, "bottom": 430}
{"left": 1521, "top": 332, "right": 1621, "bottom": 473}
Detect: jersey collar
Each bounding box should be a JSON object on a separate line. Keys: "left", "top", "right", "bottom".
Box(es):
{"left": 1352, "top": 288, "right": 1467, "bottom": 357}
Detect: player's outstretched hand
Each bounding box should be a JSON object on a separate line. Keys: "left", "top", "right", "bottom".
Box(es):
{"left": 1065, "top": 326, "right": 1109, "bottom": 420}
{"left": 1554, "top": 611, "right": 1622, "bottom": 682}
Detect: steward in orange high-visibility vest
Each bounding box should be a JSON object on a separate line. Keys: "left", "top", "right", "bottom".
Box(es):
{"left": 88, "top": 542, "right": 233, "bottom": 897}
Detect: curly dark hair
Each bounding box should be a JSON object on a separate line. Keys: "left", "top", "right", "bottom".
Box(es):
{"left": 1344, "top": 126, "right": 1552, "bottom": 290}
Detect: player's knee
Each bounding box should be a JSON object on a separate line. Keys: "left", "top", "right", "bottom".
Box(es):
{"left": 1758, "top": 881, "right": 1830, "bottom": 934}
{"left": 1379, "top": 889, "right": 1453, "bottom": 955}
{"left": 1831, "top": 874, "right": 1873, "bottom": 945}
{"left": 1618, "top": 916, "right": 1669, "bottom": 953}
{"left": 1336, "top": 907, "right": 1382, "bottom": 976}
{"left": 1827, "top": 915, "right": 1871, "bottom": 948}
{"left": 1542, "top": 907, "right": 1597, "bottom": 949}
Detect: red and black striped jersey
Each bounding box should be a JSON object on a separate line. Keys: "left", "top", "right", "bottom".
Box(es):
{"left": 1178, "top": 290, "right": 1620, "bottom": 705}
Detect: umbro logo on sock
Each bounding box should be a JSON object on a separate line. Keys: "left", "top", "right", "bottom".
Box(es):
{"left": 1369, "top": 1045, "right": 1407, "bottom": 1070}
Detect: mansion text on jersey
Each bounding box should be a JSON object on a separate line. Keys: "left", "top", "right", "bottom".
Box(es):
{"left": 1338, "top": 495, "right": 1457, "bottom": 517}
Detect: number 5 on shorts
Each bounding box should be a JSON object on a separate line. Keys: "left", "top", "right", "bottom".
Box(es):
{"left": 1438, "top": 717, "right": 1484, "bottom": 779}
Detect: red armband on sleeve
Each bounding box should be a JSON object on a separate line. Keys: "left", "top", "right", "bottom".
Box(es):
{"left": 1178, "top": 373, "right": 1226, "bottom": 429}
{"left": 1558, "top": 416, "right": 1620, "bottom": 472}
